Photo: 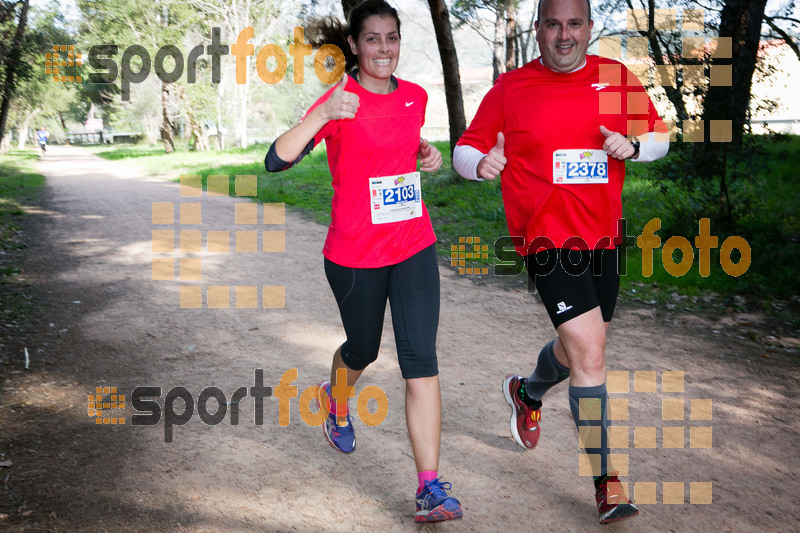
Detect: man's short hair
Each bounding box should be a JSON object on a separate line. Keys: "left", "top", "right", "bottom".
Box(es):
{"left": 537, "top": 0, "right": 593, "bottom": 23}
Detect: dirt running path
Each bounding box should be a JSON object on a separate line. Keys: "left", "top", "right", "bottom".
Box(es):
{"left": 0, "top": 144, "right": 798, "bottom": 532}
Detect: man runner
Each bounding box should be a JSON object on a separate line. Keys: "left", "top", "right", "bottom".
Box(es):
{"left": 453, "top": 0, "right": 669, "bottom": 524}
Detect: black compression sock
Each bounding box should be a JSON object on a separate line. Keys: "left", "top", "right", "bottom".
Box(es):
{"left": 526, "top": 340, "right": 570, "bottom": 402}
{"left": 518, "top": 381, "right": 543, "bottom": 409}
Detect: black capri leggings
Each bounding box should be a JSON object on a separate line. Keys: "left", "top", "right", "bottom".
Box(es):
{"left": 324, "top": 244, "right": 440, "bottom": 379}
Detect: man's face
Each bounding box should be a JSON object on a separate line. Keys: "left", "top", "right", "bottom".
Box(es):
{"left": 535, "top": 0, "right": 593, "bottom": 73}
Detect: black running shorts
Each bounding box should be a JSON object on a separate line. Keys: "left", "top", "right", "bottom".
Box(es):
{"left": 524, "top": 247, "right": 620, "bottom": 329}
{"left": 324, "top": 244, "right": 440, "bottom": 379}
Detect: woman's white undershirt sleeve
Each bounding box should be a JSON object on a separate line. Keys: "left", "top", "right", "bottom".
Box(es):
{"left": 631, "top": 132, "right": 669, "bottom": 162}
{"left": 452, "top": 144, "right": 486, "bottom": 181}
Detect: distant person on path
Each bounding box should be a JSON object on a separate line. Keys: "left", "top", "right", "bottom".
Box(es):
{"left": 37, "top": 126, "right": 50, "bottom": 156}
{"left": 264, "top": 0, "right": 461, "bottom": 523}
{"left": 454, "top": 0, "right": 669, "bottom": 524}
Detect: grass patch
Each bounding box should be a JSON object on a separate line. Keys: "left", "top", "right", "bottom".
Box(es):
{"left": 620, "top": 135, "right": 800, "bottom": 305}
{"left": 0, "top": 149, "right": 44, "bottom": 316}
{"left": 0, "top": 150, "right": 44, "bottom": 251}
{"left": 84, "top": 142, "right": 272, "bottom": 178}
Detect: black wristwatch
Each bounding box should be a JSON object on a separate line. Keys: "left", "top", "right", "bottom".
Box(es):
{"left": 630, "top": 141, "right": 641, "bottom": 160}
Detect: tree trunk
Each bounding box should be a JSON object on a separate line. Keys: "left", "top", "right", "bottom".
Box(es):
{"left": 215, "top": 67, "right": 224, "bottom": 150}
{"left": 188, "top": 113, "right": 208, "bottom": 151}
{"left": 58, "top": 111, "right": 69, "bottom": 143}
{"left": 427, "top": 0, "right": 467, "bottom": 157}
{"left": 695, "top": 0, "right": 768, "bottom": 222}
{"left": 238, "top": 83, "right": 248, "bottom": 149}
{"left": 493, "top": 3, "right": 505, "bottom": 81}
{"left": 702, "top": 0, "right": 768, "bottom": 147}
{"left": 176, "top": 84, "right": 207, "bottom": 152}
{"left": 160, "top": 81, "right": 175, "bottom": 153}
{"left": 238, "top": 1, "right": 250, "bottom": 149}
{"left": 17, "top": 111, "right": 33, "bottom": 149}
{"left": 519, "top": 5, "right": 537, "bottom": 65}
{"left": 505, "top": 1, "right": 516, "bottom": 72}
{"left": 0, "top": 0, "right": 30, "bottom": 149}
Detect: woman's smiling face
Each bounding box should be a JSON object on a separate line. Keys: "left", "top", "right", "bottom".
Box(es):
{"left": 348, "top": 15, "right": 401, "bottom": 92}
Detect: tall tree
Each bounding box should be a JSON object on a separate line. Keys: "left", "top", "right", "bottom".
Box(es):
{"left": 194, "top": 0, "right": 278, "bottom": 149}
{"left": 702, "top": 0, "right": 769, "bottom": 147}
{"left": 695, "top": 0, "right": 768, "bottom": 220}
{"left": 492, "top": 1, "right": 505, "bottom": 79}
{"left": 160, "top": 4, "right": 175, "bottom": 153}
{"left": 764, "top": 15, "right": 800, "bottom": 62}
{"left": 77, "top": 0, "right": 204, "bottom": 151}
{"left": 428, "top": 0, "right": 466, "bottom": 155}
{"left": 0, "top": 0, "right": 30, "bottom": 149}
{"left": 505, "top": 0, "right": 516, "bottom": 71}
{"left": 6, "top": 5, "right": 77, "bottom": 148}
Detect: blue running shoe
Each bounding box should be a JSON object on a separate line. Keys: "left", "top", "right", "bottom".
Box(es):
{"left": 415, "top": 478, "right": 462, "bottom": 523}
{"left": 316, "top": 381, "right": 356, "bottom": 454}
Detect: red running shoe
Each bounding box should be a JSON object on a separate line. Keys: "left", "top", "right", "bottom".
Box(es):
{"left": 502, "top": 375, "right": 541, "bottom": 449}
{"left": 596, "top": 474, "right": 639, "bottom": 524}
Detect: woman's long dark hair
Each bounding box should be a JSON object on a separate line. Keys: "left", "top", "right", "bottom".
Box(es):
{"left": 307, "top": 0, "right": 401, "bottom": 73}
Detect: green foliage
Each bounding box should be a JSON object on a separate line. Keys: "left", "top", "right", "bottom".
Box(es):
{"left": 5, "top": 2, "right": 79, "bottom": 142}
{"left": 74, "top": 0, "right": 205, "bottom": 129}
{"left": 622, "top": 135, "right": 800, "bottom": 300}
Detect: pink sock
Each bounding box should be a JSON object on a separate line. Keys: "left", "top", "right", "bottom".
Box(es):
{"left": 326, "top": 390, "right": 348, "bottom": 417}
{"left": 330, "top": 400, "right": 348, "bottom": 417}
{"left": 417, "top": 471, "right": 438, "bottom": 494}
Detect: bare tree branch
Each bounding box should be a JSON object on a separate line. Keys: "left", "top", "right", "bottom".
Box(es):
{"left": 765, "top": 15, "right": 800, "bottom": 25}
{"left": 765, "top": 15, "right": 800, "bottom": 62}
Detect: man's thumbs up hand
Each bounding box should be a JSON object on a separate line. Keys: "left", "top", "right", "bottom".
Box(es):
{"left": 477, "top": 132, "right": 507, "bottom": 180}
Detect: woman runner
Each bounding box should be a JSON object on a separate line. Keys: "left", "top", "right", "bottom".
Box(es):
{"left": 264, "top": 0, "right": 462, "bottom": 523}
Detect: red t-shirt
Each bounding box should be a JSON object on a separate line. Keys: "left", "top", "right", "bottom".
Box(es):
{"left": 458, "top": 55, "right": 666, "bottom": 254}
{"left": 307, "top": 77, "right": 436, "bottom": 267}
